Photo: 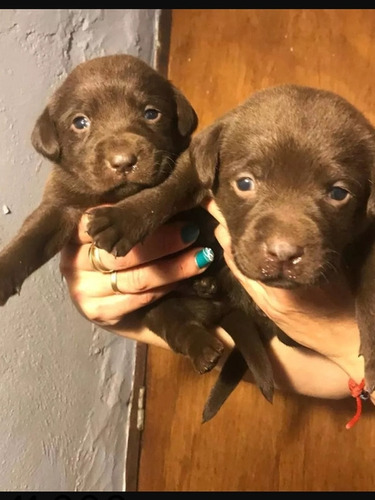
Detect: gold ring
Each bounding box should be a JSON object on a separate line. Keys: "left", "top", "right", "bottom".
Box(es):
{"left": 110, "top": 271, "right": 123, "bottom": 294}
{"left": 88, "top": 243, "right": 114, "bottom": 274}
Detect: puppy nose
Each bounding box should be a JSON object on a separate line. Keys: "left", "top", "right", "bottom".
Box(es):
{"left": 109, "top": 153, "right": 137, "bottom": 173}
{"left": 265, "top": 239, "right": 304, "bottom": 262}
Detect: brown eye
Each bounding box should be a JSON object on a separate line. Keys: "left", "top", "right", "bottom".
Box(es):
{"left": 72, "top": 115, "right": 90, "bottom": 130}
{"left": 144, "top": 107, "right": 161, "bottom": 121}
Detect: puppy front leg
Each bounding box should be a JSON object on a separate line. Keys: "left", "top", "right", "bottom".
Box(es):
{"left": 86, "top": 153, "right": 208, "bottom": 256}
{"left": 0, "top": 203, "right": 80, "bottom": 305}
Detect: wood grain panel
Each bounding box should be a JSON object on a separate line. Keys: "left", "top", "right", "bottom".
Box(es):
{"left": 137, "top": 9, "right": 375, "bottom": 491}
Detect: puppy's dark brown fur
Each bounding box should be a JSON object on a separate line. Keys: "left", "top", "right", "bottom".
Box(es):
{"left": 0, "top": 54, "right": 274, "bottom": 396}
{"left": 200, "top": 85, "right": 375, "bottom": 419}
{"left": 0, "top": 54, "right": 197, "bottom": 306}
{"left": 106, "top": 84, "right": 375, "bottom": 419}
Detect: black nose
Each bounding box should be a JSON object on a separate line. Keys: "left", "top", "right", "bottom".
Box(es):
{"left": 109, "top": 153, "right": 137, "bottom": 173}
{"left": 265, "top": 239, "right": 304, "bottom": 262}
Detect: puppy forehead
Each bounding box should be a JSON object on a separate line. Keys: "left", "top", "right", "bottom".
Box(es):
{"left": 70, "top": 53, "right": 170, "bottom": 91}
{"left": 220, "top": 85, "right": 375, "bottom": 182}
{"left": 51, "top": 55, "right": 175, "bottom": 114}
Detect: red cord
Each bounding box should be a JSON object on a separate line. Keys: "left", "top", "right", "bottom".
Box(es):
{"left": 345, "top": 378, "right": 367, "bottom": 430}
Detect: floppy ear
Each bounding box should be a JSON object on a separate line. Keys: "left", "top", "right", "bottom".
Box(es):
{"left": 189, "top": 120, "right": 223, "bottom": 190}
{"left": 31, "top": 106, "right": 60, "bottom": 162}
{"left": 172, "top": 85, "right": 198, "bottom": 138}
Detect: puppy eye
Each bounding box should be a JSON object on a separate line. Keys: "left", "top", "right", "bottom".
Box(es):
{"left": 328, "top": 186, "right": 350, "bottom": 202}
{"left": 71, "top": 115, "right": 90, "bottom": 130}
{"left": 236, "top": 177, "right": 255, "bottom": 191}
{"left": 144, "top": 107, "right": 161, "bottom": 121}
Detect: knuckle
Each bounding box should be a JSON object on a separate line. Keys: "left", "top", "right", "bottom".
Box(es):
{"left": 137, "top": 290, "right": 160, "bottom": 307}
{"left": 128, "top": 267, "right": 149, "bottom": 292}
{"left": 68, "top": 279, "right": 93, "bottom": 306}
{"left": 70, "top": 281, "right": 88, "bottom": 300}
{"left": 81, "top": 300, "right": 122, "bottom": 326}
{"left": 70, "top": 288, "right": 86, "bottom": 309}
{"left": 82, "top": 301, "right": 106, "bottom": 323}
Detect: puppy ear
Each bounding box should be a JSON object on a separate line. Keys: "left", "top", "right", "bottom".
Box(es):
{"left": 189, "top": 120, "right": 223, "bottom": 189}
{"left": 172, "top": 86, "right": 198, "bottom": 138}
{"left": 31, "top": 107, "right": 60, "bottom": 162}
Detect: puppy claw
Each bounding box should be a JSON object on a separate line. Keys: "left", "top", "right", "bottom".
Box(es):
{"left": 112, "top": 239, "right": 134, "bottom": 258}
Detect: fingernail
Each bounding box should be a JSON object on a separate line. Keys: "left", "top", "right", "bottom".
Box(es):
{"left": 181, "top": 224, "right": 200, "bottom": 244}
{"left": 195, "top": 247, "right": 215, "bottom": 269}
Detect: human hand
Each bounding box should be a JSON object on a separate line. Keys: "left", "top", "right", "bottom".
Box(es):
{"left": 203, "top": 198, "right": 367, "bottom": 391}
{"left": 60, "top": 211, "right": 214, "bottom": 327}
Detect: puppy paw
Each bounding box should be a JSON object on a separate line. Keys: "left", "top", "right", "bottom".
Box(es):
{"left": 192, "top": 276, "right": 219, "bottom": 298}
{"left": 86, "top": 206, "right": 144, "bottom": 256}
{"left": 190, "top": 337, "right": 225, "bottom": 374}
{"left": 0, "top": 270, "right": 21, "bottom": 306}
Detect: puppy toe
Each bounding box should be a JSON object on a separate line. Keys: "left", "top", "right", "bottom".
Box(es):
{"left": 112, "top": 238, "right": 134, "bottom": 258}
{"left": 192, "top": 339, "right": 225, "bottom": 374}
{"left": 87, "top": 216, "right": 112, "bottom": 238}
{"left": 92, "top": 227, "right": 120, "bottom": 253}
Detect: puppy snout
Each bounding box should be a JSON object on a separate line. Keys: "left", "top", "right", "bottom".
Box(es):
{"left": 265, "top": 239, "right": 304, "bottom": 263}
{"left": 107, "top": 152, "right": 137, "bottom": 173}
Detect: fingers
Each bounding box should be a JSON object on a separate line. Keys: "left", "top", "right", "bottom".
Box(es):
{"left": 60, "top": 206, "right": 217, "bottom": 325}
{"left": 213, "top": 224, "right": 250, "bottom": 287}
{"left": 214, "top": 222, "right": 232, "bottom": 254}
{"left": 63, "top": 219, "right": 201, "bottom": 272}
{"left": 61, "top": 221, "right": 215, "bottom": 323}
{"left": 62, "top": 246, "right": 215, "bottom": 299}
{"left": 202, "top": 197, "right": 228, "bottom": 227}
{"left": 70, "top": 284, "right": 176, "bottom": 325}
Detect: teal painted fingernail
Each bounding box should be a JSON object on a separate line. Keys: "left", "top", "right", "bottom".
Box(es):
{"left": 181, "top": 224, "right": 200, "bottom": 244}
{"left": 195, "top": 247, "right": 215, "bottom": 269}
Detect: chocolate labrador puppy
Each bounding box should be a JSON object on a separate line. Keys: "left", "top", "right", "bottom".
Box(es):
{"left": 101, "top": 83, "right": 375, "bottom": 420}
{"left": 0, "top": 54, "right": 208, "bottom": 365}
{"left": 0, "top": 53, "right": 198, "bottom": 306}
{"left": 0, "top": 54, "right": 274, "bottom": 396}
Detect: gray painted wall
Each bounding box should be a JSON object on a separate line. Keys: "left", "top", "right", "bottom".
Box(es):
{"left": 0, "top": 9, "right": 160, "bottom": 491}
